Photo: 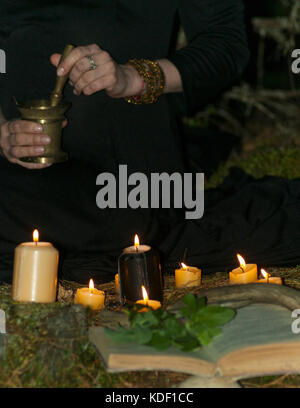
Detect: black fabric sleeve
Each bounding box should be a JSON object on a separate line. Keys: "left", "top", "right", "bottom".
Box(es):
{"left": 168, "top": 0, "right": 250, "bottom": 116}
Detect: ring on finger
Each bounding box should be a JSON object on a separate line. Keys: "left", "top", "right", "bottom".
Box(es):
{"left": 86, "top": 55, "right": 97, "bottom": 71}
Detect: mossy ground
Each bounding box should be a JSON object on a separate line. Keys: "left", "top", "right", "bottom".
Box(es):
{"left": 0, "top": 114, "right": 300, "bottom": 388}
{"left": 1, "top": 267, "right": 300, "bottom": 388}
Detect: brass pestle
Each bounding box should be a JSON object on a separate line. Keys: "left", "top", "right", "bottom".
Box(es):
{"left": 50, "top": 44, "right": 75, "bottom": 107}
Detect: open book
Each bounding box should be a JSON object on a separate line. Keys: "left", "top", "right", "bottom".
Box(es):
{"left": 89, "top": 303, "right": 300, "bottom": 379}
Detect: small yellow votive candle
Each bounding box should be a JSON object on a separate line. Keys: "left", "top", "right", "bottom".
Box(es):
{"left": 175, "top": 263, "right": 202, "bottom": 288}
{"left": 256, "top": 269, "right": 282, "bottom": 285}
{"left": 74, "top": 279, "right": 105, "bottom": 310}
{"left": 12, "top": 229, "right": 59, "bottom": 303}
{"left": 229, "top": 254, "right": 258, "bottom": 285}
{"left": 135, "top": 286, "right": 161, "bottom": 312}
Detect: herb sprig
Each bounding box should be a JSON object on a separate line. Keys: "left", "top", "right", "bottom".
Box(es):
{"left": 105, "top": 294, "right": 235, "bottom": 352}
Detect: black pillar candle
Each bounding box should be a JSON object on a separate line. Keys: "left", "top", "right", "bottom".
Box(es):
{"left": 118, "top": 243, "right": 163, "bottom": 304}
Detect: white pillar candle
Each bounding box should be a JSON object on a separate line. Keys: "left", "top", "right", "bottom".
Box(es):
{"left": 12, "top": 230, "right": 59, "bottom": 303}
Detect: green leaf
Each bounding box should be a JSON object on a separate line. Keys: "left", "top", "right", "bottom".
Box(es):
{"left": 149, "top": 333, "right": 171, "bottom": 351}
{"left": 164, "top": 316, "right": 183, "bottom": 336}
{"left": 181, "top": 294, "right": 197, "bottom": 316}
{"left": 183, "top": 293, "right": 198, "bottom": 309}
{"left": 173, "top": 336, "right": 200, "bottom": 352}
{"left": 206, "top": 327, "right": 222, "bottom": 338}
{"left": 132, "top": 325, "right": 153, "bottom": 345}
{"left": 195, "top": 296, "right": 206, "bottom": 309}
{"left": 194, "top": 306, "right": 235, "bottom": 327}
{"left": 196, "top": 329, "right": 213, "bottom": 346}
{"left": 181, "top": 295, "right": 206, "bottom": 317}
{"left": 131, "top": 310, "right": 160, "bottom": 329}
{"left": 104, "top": 327, "right": 136, "bottom": 344}
{"left": 185, "top": 320, "right": 205, "bottom": 335}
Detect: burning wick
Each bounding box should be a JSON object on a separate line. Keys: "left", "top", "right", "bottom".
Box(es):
{"left": 237, "top": 254, "right": 246, "bottom": 273}
{"left": 181, "top": 262, "right": 189, "bottom": 271}
{"left": 141, "top": 285, "right": 149, "bottom": 307}
{"left": 89, "top": 279, "right": 94, "bottom": 294}
{"left": 33, "top": 229, "right": 39, "bottom": 246}
{"left": 261, "top": 269, "right": 270, "bottom": 283}
{"left": 134, "top": 234, "right": 139, "bottom": 252}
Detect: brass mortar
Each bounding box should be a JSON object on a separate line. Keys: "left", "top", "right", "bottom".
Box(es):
{"left": 16, "top": 44, "right": 74, "bottom": 164}
{"left": 16, "top": 98, "right": 70, "bottom": 164}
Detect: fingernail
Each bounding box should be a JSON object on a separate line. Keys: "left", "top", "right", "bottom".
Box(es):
{"left": 69, "top": 80, "right": 74, "bottom": 86}
{"left": 35, "top": 125, "right": 43, "bottom": 132}
{"left": 41, "top": 136, "right": 51, "bottom": 144}
{"left": 35, "top": 147, "right": 45, "bottom": 153}
{"left": 73, "top": 89, "right": 79, "bottom": 95}
{"left": 57, "top": 66, "right": 65, "bottom": 76}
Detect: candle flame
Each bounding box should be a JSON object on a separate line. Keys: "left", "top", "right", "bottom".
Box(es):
{"left": 181, "top": 263, "right": 188, "bottom": 269}
{"left": 134, "top": 234, "right": 140, "bottom": 248}
{"left": 33, "top": 229, "right": 39, "bottom": 243}
{"left": 237, "top": 254, "right": 246, "bottom": 270}
{"left": 141, "top": 285, "right": 148, "bottom": 302}
{"left": 261, "top": 269, "right": 270, "bottom": 280}
{"left": 89, "top": 279, "right": 94, "bottom": 294}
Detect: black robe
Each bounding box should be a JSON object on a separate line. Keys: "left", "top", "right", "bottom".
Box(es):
{"left": 0, "top": 0, "right": 299, "bottom": 283}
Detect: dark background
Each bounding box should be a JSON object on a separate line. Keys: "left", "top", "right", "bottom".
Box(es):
{"left": 184, "top": 0, "right": 300, "bottom": 177}
{"left": 243, "top": 0, "right": 298, "bottom": 88}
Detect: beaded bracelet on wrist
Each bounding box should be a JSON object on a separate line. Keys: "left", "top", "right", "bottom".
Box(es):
{"left": 125, "top": 58, "right": 165, "bottom": 105}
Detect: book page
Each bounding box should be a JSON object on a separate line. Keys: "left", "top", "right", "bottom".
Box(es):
{"left": 198, "top": 303, "right": 300, "bottom": 362}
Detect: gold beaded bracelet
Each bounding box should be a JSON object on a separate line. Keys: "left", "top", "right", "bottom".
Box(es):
{"left": 125, "top": 59, "right": 166, "bottom": 105}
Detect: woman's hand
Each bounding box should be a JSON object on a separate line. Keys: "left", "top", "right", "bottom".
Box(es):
{"left": 0, "top": 120, "right": 51, "bottom": 169}
{"left": 0, "top": 119, "right": 67, "bottom": 169}
{"left": 50, "top": 44, "right": 144, "bottom": 98}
